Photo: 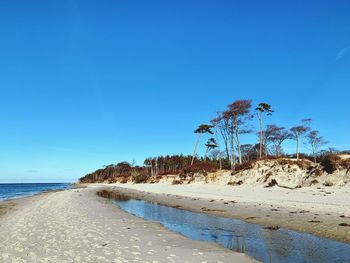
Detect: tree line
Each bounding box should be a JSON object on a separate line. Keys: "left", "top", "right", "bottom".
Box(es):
{"left": 80, "top": 99, "right": 337, "bottom": 182}
{"left": 191, "top": 100, "right": 327, "bottom": 170}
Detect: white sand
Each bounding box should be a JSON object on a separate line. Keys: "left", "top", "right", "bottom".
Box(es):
{"left": 106, "top": 182, "right": 350, "bottom": 243}
{"left": 0, "top": 187, "right": 255, "bottom": 263}
{"left": 109, "top": 183, "right": 350, "bottom": 216}
{"left": 112, "top": 182, "right": 350, "bottom": 215}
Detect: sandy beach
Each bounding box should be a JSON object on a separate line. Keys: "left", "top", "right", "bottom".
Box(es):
{"left": 0, "top": 187, "right": 255, "bottom": 263}
{"left": 1, "top": 183, "right": 349, "bottom": 262}
{"left": 100, "top": 182, "right": 350, "bottom": 244}
{"left": 0, "top": 199, "right": 17, "bottom": 217}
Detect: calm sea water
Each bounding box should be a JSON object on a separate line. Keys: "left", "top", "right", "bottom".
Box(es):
{"left": 0, "top": 183, "right": 71, "bottom": 201}
{"left": 111, "top": 198, "right": 350, "bottom": 263}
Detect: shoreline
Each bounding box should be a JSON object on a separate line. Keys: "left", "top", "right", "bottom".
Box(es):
{"left": 0, "top": 184, "right": 79, "bottom": 218}
{"left": 94, "top": 183, "right": 350, "bottom": 244}
{"left": 2, "top": 182, "right": 349, "bottom": 261}
{"left": 0, "top": 186, "right": 255, "bottom": 262}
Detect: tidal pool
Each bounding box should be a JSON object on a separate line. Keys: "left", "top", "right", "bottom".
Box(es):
{"left": 100, "top": 192, "right": 350, "bottom": 263}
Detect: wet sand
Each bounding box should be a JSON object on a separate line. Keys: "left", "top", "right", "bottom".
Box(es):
{"left": 100, "top": 183, "right": 350, "bottom": 244}
{"left": 0, "top": 187, "right": 255, "bottom": 263}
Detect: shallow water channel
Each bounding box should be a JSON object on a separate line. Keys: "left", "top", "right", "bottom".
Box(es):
{"left": 100, "top": 192, "right": 350, "bottom": 263}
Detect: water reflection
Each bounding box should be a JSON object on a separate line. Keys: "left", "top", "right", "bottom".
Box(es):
{"left": 108, "top": 197, "right": 350, "bottom": 263}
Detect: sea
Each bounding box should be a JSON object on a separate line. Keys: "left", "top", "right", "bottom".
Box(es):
{"left": 0, "top": 183, "right": 71, "bottom": 201}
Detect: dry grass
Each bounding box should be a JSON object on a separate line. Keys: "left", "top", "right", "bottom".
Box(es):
{"left": 180, "top": 163, "right": 217, "bottom": 177}
{"left": 205, "top": 170, "right": 227, "bottom": 183}
{"left": 320, "top": 154, "right": 341, "bottom": 174}
{"left": 231, "top": 161, "right": 255, "bottom": 175}
{"left": 276, "top": 158, "right": 313, "bottom": 170}
{"left": 132, "top": 174, "right": 150, "bottom": 184}
{"left": 314, "top": 168, "right": 324, "bottom": 177}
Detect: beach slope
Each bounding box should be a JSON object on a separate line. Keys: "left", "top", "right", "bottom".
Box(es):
{"left": 0, "top": 187, "right": 255, "bottom": 263}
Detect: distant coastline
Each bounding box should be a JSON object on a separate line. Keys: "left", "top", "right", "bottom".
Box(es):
{"left": 0, "top": 183, "right": 71, "bottom": 201}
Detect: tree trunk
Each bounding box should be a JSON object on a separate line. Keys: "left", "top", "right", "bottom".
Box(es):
{"left": 224, "top": 141, "right": 229, "bottom": 160}
{"left": 259, "top": 112, "right": 263, "bottom": 159}
{"left": 156, "top": 158, "right": 158, "bottom": 176}
{"left": 235, "top": 130, "right": 242, "bottom": 164}
{"left": 204, "top": 147, "right": 209, "bottom": 160}
{"left": 313, "top": 147, "right": 316, "bottom": 163}
{"left": 191, "top": 134, "right": 201, "bottom": 165}
{"left": 219, "top": 129, "right": 229, "bottom": 160}
{"left": 214, "top": 129, "right": 222, "bottom": 170}
{"left": 230, "top": 135, "right": 235, "bottom": 171}
{"left": 296, "top": 137, "right": 299, "bottom": 160}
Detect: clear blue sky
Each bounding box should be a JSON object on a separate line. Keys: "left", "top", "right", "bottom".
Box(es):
{"left": 0, "top": 0, "right": 349, "bottom": 183}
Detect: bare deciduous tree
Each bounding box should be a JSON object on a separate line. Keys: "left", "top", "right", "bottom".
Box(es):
{"left": 211, "top": 113, "right": 230, "bottom": 159}
{"left": 227, "top": 100, "right": 253, "bottom": 165}
{"left": 290, "top": 119, "right": 311, "bottom": 160}
{"left": 305, "top": 130, "right": 327, "bottom": 162}
{"left": 240, "top": 144, "right": 255, "bottom": 162}
{"left": 260, "top": 125, "right": 277, "bottom": 156}
{"left": 270, "top": 126, "right": 291, "bottom": 156}
{"left": 222, "top": 110, "right": 236, "bottom": 170}
{"left": 257, "top": 124, "right": 281, "bottom": 156}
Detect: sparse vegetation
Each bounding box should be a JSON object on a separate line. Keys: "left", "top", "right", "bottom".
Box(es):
{"left": 321, "top": 154, "right": 341, "bottom": 174}
{"left": 180, "top": 162, "right": 217, "bottom": 177}
{"left": 231, "top": 161, "right": 255, "bottom": 175}
{"left": 314, "top": 169, "right": 323, "bottom": 177}
{"left": 132, "top": 174, "right": 150, "bottom": 184}
{"left": 172, "top": 179, "right": 183, "bottom": 185}
{"left": 324, "top": 181, "right": 334, "bottom": 187}
{"left": 79, "top": 98, "right": 348, "bottom": 186}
